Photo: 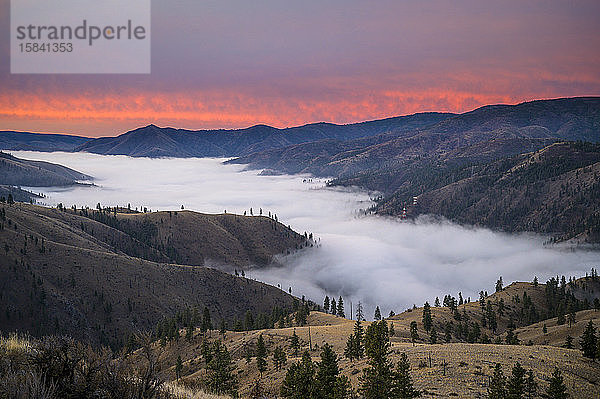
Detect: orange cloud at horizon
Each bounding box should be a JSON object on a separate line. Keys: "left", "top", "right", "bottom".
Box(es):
{"left": 0, "top": 88, "right": 560, "bottom": 137}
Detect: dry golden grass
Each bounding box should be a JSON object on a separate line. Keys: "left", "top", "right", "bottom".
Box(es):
{"left": 0, "top": 333, "right": 32, "bottom": 353}
{"left": 151, "top": 311, "right": 600, "bottom": 398}
{"left": 164, "top": 382, "right": 230, "bottom": 399}
{"left": 515, "top": 309, "right": 600, "bottom": 347}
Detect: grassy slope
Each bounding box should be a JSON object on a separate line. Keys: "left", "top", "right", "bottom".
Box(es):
{"left": 0, "top": 151, "right": 92, "bottom": 187}
{"left": 140, "top": 279, "right": 600, "bottom": 397}
{"left": 0, "top": 203, "right": 300, "bottom": 346}
{"left": 114, "top": 210, "right": 307, "bottom": 269}
{"left": 150, "top": 310, "right": 600, "bottom": 398}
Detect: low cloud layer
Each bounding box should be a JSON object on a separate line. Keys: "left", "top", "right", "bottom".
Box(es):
{"left": 15, "top": 151, "right": 600, "bottom": 318}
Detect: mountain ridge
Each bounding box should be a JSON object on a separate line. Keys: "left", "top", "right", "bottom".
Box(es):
{"left": 0, "top": 203, "right": 303, "bottom": 347}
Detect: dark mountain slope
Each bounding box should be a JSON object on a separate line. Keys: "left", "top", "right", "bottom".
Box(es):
{"left": 233, "top": 97, "right": 600, "bottom": 182}
{"left": 0, "top": 203, "right": 299, "bottom": 347}
{"left": 0, "top": 151, "right": 92, "bottom": 187}
{"left": 71, "top": 207, "right": 308, "bottom": 269}
{"left": 0, "top": 131, "right": 90, "bottom": 152}
{"left": 379, "top": 142, "right": 600, "bottom": 242}
{"left": 75, "top": 113, "right": 454, "bottom": 158}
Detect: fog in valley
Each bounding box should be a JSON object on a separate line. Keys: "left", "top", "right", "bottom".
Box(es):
{"left": 14, "top": 151, "right": 600, "bottom": 318}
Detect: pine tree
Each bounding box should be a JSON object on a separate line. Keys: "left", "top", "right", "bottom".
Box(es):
{"left": 565, "top": 335, "right": 573, "bottom": 349}
{"left": 201, "top": 306, "right": 212, "bottom": 333}
{"left": 410, "top": 321, "right": 419, "bottom": 346}
{"left": 281, "top": 351, "right": 315, "bottom": 398}
{"left": 356, "top": 301, "right": 364, "bottom": 321}
{"left": 359, "top": 320, "right": 392, "bottom": 399}
{"left": 506, "top": 362, "right": 525, "bottom": 399}
{"left": 331, "top": 298, "right": 337, "bottom": 316}
{"left": 444, "top": 322, "right": 452, "bottom": 343}
{"left": 291, "top": 329, "right": 300, "bottom": 356}
{"left": 245, "top": 310, "right": 254, "bottom": 331}
{"left": 389, "top": 322, "right": 395, "bottom": 337}
{"left": 429, "top": 328, "right": 437, "bottom": 344}
{"left": 496, "top": 276, "right": 503, "bottom": 292}
{"left": 580, "top": 320, "right": 597, "bottom": 359}
{"left": 545, "top": 368, "right": 568, "bottom": 399}
{"left": 256, "top": 334, "right": 268, "bottom": 376}
{"left": 202, "top": 339, "right": 213, "bottom": 364}
{"left": 488, "top": 363, "right": 506, "bottom": 399}
{"left": 557, "top": 304, "right": 566, "bottom": 326}
{"left": 175, "top": 355, "right": 183, "bottom": 380}
{"left": 337, "top": 296, "right": 345, "bottom": 318}
{"left": 344, "top": 334, "right": 357, "bottom": 361}
{"left": 315, "top": 343, "right": 348, "bottom": 399}
{"left": 533, "top": 276, "right": 538, "bottom": 287}
{"left": 324, "top": 296, "right": 330, "bottom": 313}
{"left": 435, "top": 297, "right": 440, "bottom": 307}
{"left": 185, "top": 323, "right": 194, "bottom": 341}
{"left": 273, "top": 346, "right": 287, "bottom": 371}
{"left": 567, "top": 307, "right": 576, "bottom": 328}
{"left": 422, "top": 302, "right": 433, "bottom": 332}
{"left": 345, "top": 319, "right": 365, "bottom": 360}
{"left": 219, "top": 319, "right": 228, "bottom": 337}
{"left": 374, "top": 306, "right": 382, "bottom": 321}
{"left": 245, "top": 344, "right": 253, "bottom": 364}
{"left": 390, "top": 353, "right": 420, "bottom": 398}
{"left": 524, "top": 370, "right": 537, "bottom": 399}
{"left": 205, "top": 340, "right": 238, "bottom": 396}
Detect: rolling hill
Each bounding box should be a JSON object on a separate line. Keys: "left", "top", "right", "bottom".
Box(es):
{"left": 377, "top": 141, "right": 600, "bottom": 242}
{"left": 124, "top": 275, "right": 600, "bottom": 398}
{"left": 0, "top": 130, "right": 90, "bottom": 152}
{"left": 231, "top": 97, "right": 600, "bottom": 179}
{"left": 0, "top": 151, "right": 92, "bottom": 187}
{"left": 71, "top": 206, "right": 308, "bottom": 269}
{"left": 0, "top": 203, "right": 306, "bottom": 348}
{"left": 73, "top": 113, "right": 453, "bottom": 158}
{"left": 231, "top": 97, "right": 600, "bottom": 242}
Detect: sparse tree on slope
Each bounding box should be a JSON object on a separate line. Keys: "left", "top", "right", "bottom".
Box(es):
{"left": 315, "top": 343, "right": 350, "bottom": 399}
{"left": 580, "top": 320, "right": 597, "bottom": 359}
{"left": 205, "top": 340, "right": 238, "bottom": 396}
{"left": 331, "top": 298, "right": 337, "bottom": 316}
{"left": 390, "top": 353, "right": 421, "bottom": 398}
{"left": 496, "top": 276, "right": 503, "bottom": 292}
{"left": 281, "top": 351, "right": 315, "bottom": 399}
{"left": 506, "top": 362, "right": 525, "bottom": 399}
{"left": 524, "top": 370, "right": 537, "bottom": 399}
{"left": 324, "top": 296, "right": 330, "bottom": 313}
{"left": 337, "top": 296, "right": 345, "bottom": 318}
{"left": 410, "top": 321, "right": 419, "bottom": 346}
{"left": 175, "top": 355, "right": 183, "bottom": 380}
{"left": 273, "top": 346, "right": 287, "bottom": 371}
{"left": 374, "top": 306, "right": 382, "bottom": 321}
{"left": 360, "top": 320, "right": 392, "bottom": 399}
{"left": 256, "top": 334, "right": 268, "bottom": 376}
{"left": 422, "top": 302, "right": 433, "bottom": 332}
{"left": 345, "top": 319, "right": 364, "bottom": 360}
{"left": 545, "top": 368, "right": 568, "bottom": 399}
{"left": 201, "top": 306, "right": 212, "bottom": 334}
{"left": 291, "top": 329, "right": 300, "bottom": 357}
{"left": 488, "top": 363, "right": 506, "bottom": 399}
{"left": 429, "top": 328, "right": 437, "bottom": 344}
{"left": 356, "top": 301, "right": 364, "bottom": 321}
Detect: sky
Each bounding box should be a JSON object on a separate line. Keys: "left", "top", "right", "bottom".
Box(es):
{"left": 12, "top": 151, "right": 600, "bottom": 317}
{"left": 1, "top": 0, "right": 600, "bottom": 137}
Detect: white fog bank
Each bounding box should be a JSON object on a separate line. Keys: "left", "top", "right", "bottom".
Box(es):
{"left": 13, "top": 151, "right": 600, "bottom": 317}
